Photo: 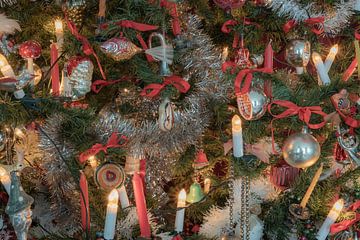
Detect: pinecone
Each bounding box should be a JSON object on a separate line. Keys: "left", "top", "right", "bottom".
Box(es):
{"left": 63, "top": 0, "right": 86, "bottom": 28}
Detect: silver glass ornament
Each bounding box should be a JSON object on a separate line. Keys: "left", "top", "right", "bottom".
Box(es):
{"left": 5, "top": 171, "right": 34, "bottom": 240}
{"left": 282, "top": 126, "right": 320, "bottom": 168}
{"left": 337, "top": 124, "right": 360, "bottom": 166}
{"left": 285, "top": 39, "right": 311, "bottom": 74}
{"left": 237, "top": 87, "right": 269, "bottom": 120}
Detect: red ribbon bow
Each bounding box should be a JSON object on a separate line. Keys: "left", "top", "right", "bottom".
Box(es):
{"left": 65, "top": 16, "right": 106, "bottom": 81}
{"left": 222, "top": 41, "right": 273, "bottom": 96}
{"left": 268, "top": 100, "right": 327, "bottom": 153}
{"left": 221, "top": 19, "right": 260, "bottom": 48}
{"left": 331, "top": 200, "right": 360, "bottom": 234}
{"left": 283, "top": 17, "right": 324, "bottom": 35}
{"left": 140, "top": 75, "right": 190, "bottom": 98}
{"left": 79, "top": 132, "right": 127, "bottom": 163}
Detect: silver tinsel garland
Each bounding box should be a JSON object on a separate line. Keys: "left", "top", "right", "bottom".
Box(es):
{"left": 95, "top": 15, "right": 231, "bottom": 200}
{"left": 38, "top": 114, "right": 81, "bottom": 235}
{"left": 265, "top": 0, "right": 356, "bottom": 35}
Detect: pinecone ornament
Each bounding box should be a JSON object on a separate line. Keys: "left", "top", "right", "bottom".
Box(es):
{"left": 63, "top": 0, "right": 86, "bottom": 28}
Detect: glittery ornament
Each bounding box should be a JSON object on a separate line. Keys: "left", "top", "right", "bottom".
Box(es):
{"left": 63, "top": 0, "right": 86, "bottom": 28}
{"left": 64, "top": 56, "right": 93, "bottom": 101}
{"left": 192, "top": 150, "right": 209, "bottom": 169}
{"left": 333, "top": 142, "right": 348, "bottom": 162}
{"left": 269, "top": 163, "right": 299, "bottom": 189}
{"left": 95, "top": 162, "right": 125, "bottom": 191}
{"left": 285, "top": 39, "right": 311, "bottom": 74}
{"left": 5, "top": 171, "right": 33, "bottom": 240}
{"left": 100, "top": 37, "right": 142, "bottom": 61}
{"left": 213, "top": 0, "right": 245, "bottom": 10}
{"left": 237, "top": 87, "right": 268, "bottom": 121}
{"left": 282, "top": 127, "right": 320, "bottom": 169}
{"left": 158, "top": 98, "right": 174, "bottom": 132}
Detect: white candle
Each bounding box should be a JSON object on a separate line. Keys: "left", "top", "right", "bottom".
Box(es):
{"left": 204, "top": 178, "right": 211, "bottom": 194}
{"left": 104, "top": 189, "right": 119, "bottom": 240}
{"left": 0, "top": 54, "right": 15, "bottom": 78}
{"left": 317, "top": 199, "right": 344, "bottom": 240}
{"left": 232, "top": 115, "right": 244, "bottom": 158}
{"left": 175, "top": 189, "right": 186, "bottom": 233}
{"left": 0, "top": 167, "right": 11, "bottom": 194}
{"left": 324, "top": 44, "right": 338, "bottom": 72}
{"left": 312, "top": 52, "right": 331, "bottom": 85}
{"left": 118, "top": 185, "right": 130, "bottom": 209}
{"left": 54, "top": 19, "right": 64, "bottom": 51}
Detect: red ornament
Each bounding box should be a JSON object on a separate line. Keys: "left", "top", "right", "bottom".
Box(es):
{"left": 333, "top": 142, "right": 348, "bottom": 162}
{"left": 192, "top": 150, "right": 209, "bottom": 169}
{"left": 213, "top": 0, "right": 246, "bottom": 10}
{"left": 18, "top": 40, "right": 42, "bottom": 59}
{"left": 269, "top": 162, "right": 300, "bottom": 189}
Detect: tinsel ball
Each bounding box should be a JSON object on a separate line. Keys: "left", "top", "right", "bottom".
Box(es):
{"left": 282, "top": 127, "right": 320, "bottom": 169}
{"left": 237, "top": 87, "right": 269, "bottom": 120}
{"left": 285, "top": 39, "right": 311, "bottom": 74}
{"left": 18, "top": 40, "right": 42, "bottom": 59}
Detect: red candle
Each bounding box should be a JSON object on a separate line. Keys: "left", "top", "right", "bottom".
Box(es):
{"left": 264, "top": 40, "right": 273, "bottom": 69}
{"left": 342, "top": 58, "right": 357, "bottom": 81}
{"left": 132, "top": 173, "right": 151, "bottom": 238}
{"left": 80, "top": 171, "right": 90, "bottom": 232}
{"left": 50, "top": 43, "right": 60, "bottom": 96}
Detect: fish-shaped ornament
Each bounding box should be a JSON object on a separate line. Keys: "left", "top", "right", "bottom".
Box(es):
{"left": 100, "top": 35, "right": 173, "bottom": 64}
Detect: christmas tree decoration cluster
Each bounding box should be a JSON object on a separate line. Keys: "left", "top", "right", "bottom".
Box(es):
{"left": 0, "top": 0, "right": 359, "bottom": 240}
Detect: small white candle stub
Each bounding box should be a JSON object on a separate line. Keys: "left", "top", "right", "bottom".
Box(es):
{"left": 104, "top": 189, "right": 119, "bottom": 240}
{"left": 54, "top": 19, "right": 64, "bottom": 51}
{"left": 232, "top": 115, "right": 244, "bottom": 158}
{"left": 204, "top": 178, "right": 211, "bottom": 194}
{"left": 0, "top": 167, "right": 11, "bottom": 194}
{"left": 118, "top": 185, "right": 130, "bottom": 209}
{"left": 312, "top": 52, "right": 331, "bottom": 86}
{"left": 317, "top": 199, "right": 344, "bottom": 240}
{"left": 175, "top": 189, "right": 186, "bottom": 233}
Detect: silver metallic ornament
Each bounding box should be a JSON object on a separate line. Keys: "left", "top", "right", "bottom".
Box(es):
{"left": 64, "top": 56, "right": 93, "bottom": 101}
{"left": 237, "top": 87, "right": 269, "bottom": 120}
{"left": 337, "top": 124, "right": 360, "bottom": 166}
{"left": 0, "top": 129, "right": 5, "bottom": 152}
{"left": 282, "top": 126, "right": 320, "bottom": 168}
{"left": 285, "top": 39, "right": 311, "bottom": 74}
{"left": 5, "top": 171, "right": 33, "bottom": 240}
{"left": 158, "top": 98, "right": 174, "bottom": 131}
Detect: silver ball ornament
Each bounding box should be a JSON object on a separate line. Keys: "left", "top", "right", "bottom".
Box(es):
{"left": 237, "top": 87, "right": 269, "bottom": 120}
{"left": 285, "top": 39, "right": 311, "bottom": 74}
{"left": 282, "top": 127, "right": 320, "bottom": 168}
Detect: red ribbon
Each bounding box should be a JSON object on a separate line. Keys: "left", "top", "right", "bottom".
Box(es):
{"left": 140, "top": 75, "right": 190, "bottom": 98}
{"left": 91, "top": 80, "right": 122, "bottom": 93}
{"left": 222, "top": 41, "right": 273, "bottom": 95}
{"left": 283, "top": 17, "right": 324, "bottom": 35}
{"left": 160, "top": 0, "right": 181, "bottom": 36}
{"left": 268, "top": 100, "right": 327, "bottom": 153}
{"left": 65, "top": 16, "right": 106, "bottom": 81}
{"left": 331, "top": 200, "right": 360, "bottom": 234}
{"left": 221, "top": 19, "right": 260, "bottom": 48}
{"left": 79, "top": 132, "right": 127, "bottom": 163}
{"left": 356, "top": 28, "right": 360, "bottom": 40}
{"left": 0, "top": 77, "right": 17, "bottom": 83}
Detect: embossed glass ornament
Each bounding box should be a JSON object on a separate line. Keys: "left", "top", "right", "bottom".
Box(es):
{"left": 285, "top": 39, "right": 311, "bottom": 74}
